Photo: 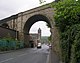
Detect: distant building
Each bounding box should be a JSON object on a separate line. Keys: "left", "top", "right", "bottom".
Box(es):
{"left": 29, "top": 28, "right": 41, "bottom": 47}
{"left": 38, "top": 28, "right": 41, "bottom": 40}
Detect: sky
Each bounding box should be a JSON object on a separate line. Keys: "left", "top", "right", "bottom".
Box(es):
{"left": 0, "top": 0, "right": 54, "bottom": 36}
{"left": 29, "top": 21, "right": 51, "bottom": 36}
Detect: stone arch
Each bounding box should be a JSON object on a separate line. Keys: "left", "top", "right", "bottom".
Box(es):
{"left": 23, "top": 14, "right": 52, "bottom": 34}
{"left": 23, "top": 14, "right": 53, "bottom": 46}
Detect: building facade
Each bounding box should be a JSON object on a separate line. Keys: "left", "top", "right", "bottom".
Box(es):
{"left": 29, "top": 28, "right": 41, "bottom": 47}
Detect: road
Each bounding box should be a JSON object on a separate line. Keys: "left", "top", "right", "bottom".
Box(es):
{"left": 0, "top": 44, "right": 49, "bottom": 63}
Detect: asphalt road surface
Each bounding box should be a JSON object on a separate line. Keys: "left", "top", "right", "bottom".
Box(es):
{"left": 0, "top": 44, "right": 49, "bottom": 63}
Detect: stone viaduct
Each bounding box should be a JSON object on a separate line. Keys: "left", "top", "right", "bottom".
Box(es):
{"left": 0, "top": 3, "right": 60, "bottom": 53}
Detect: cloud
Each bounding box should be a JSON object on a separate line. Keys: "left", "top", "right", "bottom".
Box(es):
{"left": 0, "top": 0, "right": 54, "bottom": 19}
{"left": 0, "top": 0, "right": 53, "bottom": 36}
{"left": 0, "top": 0, "right": 40, "bottom": 19}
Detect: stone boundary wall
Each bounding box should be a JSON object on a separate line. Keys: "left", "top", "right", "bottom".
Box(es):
{"left": 51, "top": 27, "right": 61, "bottom": 57}
{"left": 0, "top": 26, "right": 18, "bottom": 39}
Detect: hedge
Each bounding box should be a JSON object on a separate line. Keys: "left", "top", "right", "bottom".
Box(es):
{"left": 0, "top": 39, "right": 24, "bottom": 51}
{"left": 52, "top": 0, "right": 80, "bottom": 63}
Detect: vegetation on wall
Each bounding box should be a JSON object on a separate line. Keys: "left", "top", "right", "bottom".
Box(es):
{"left": 52, "top": 0, "right": 80, "bottom": 63}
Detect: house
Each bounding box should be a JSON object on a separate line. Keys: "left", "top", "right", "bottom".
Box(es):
{"left": 29, "top": 28, "right": 41, "bottom": 47}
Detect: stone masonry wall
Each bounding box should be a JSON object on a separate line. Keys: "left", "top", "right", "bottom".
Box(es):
{"left": 0, "top": 26, "right": 18, "bottom": 39}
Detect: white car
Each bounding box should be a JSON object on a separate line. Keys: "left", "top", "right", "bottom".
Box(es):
{"left": 37, "top": 43, "right": 41, "bottom": 48}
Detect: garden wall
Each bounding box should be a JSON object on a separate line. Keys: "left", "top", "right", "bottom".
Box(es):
{"left": 0, "top": 26, "right": 18, "bottom": 39}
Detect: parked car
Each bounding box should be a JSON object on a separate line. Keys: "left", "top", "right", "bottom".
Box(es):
{"left": 37, "top": 43, "right": 41, "bottom": 48}
{"left": 49, "top": 44, "right": 51, "bottom": 47}
{"left": 49, "top": 44, "right": 52, "bottom": 49}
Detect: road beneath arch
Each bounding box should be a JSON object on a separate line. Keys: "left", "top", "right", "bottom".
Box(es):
{"left": 0, "top": 44, "right": 49, "bottom": 63}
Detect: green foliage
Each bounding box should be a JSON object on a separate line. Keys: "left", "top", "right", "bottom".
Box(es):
{"left": 48, "top": 35, "right": 51, "bottom": 42}
{"left": 0, "top": 38, "right": 24, "bottom": 51}
{"left": 39, "top": 0, "right": 46, "bottom": 4}
{"left": 41, "top": 36, "right": 49, "bottom": 43}
{"left": 61, "top": 24, "right": 80, "bottom": 63}
{"left": 70, "top": 24, "right": 80, "bottom": 63}
{"left": 53, "top": 0, "right": 80, "bottom": 63}
{"left": 53, "top": 0, "right": 80, "bottom": 32}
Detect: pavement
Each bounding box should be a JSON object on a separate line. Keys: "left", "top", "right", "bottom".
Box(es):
{"left": 49, "top": 49, "right": 60, "bottom": 63}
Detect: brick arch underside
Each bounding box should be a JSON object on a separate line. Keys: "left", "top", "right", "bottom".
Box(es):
{"left": 23, "top": 14, "right": 52, "bottom": 34}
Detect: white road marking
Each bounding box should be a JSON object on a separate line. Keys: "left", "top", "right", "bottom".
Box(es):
{"left": 18, "top": 53, "right": 28, "bottom": 57}
{"left": 0, "top": 58, "right": 13, "bottom": 63}
{"left": 0, "top": 48, "right": 39, "bottom": 63}
{"left": 0, "top": 53, "right": 29, "bottom": 63}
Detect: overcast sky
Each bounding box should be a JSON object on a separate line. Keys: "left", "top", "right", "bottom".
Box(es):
{"left": 0, "top": 0, "right": 54, "bottom": 36}
{"left": 29, "top": 21, "right": 51, "bottom": 36}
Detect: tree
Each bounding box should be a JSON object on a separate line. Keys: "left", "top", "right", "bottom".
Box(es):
{"left": 39, "top": 0, "right": 46, "bottom": 4}
{"left": 53, "top": 0, "right": 80, "bottom": 63}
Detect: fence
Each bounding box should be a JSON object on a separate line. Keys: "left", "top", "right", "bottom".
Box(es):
{"left": 0, "top": 39, "right": 24, "bottom": 51}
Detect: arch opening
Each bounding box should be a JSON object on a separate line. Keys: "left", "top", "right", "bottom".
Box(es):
{"left": 29, "top": 21, "right": 51, "bottom": 36}
{"left": 23, "top": 14, "right": 52, "bottom": 47}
